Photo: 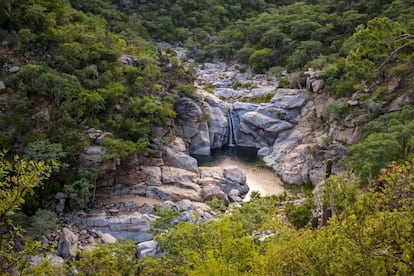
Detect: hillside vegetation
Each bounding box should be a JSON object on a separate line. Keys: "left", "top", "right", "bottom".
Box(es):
{"left": 0, "top": 0, "right": 413, "bottom": 274}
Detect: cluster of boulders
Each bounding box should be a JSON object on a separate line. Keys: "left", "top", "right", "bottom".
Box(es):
{"left": 173, "top": 61, "right": 372, "bottom": 187}
{"left": 68, "top": 127, "right": 250, "bottom": 258}
{"left": 30, "top": 224, "right": 120, "bottom": 268}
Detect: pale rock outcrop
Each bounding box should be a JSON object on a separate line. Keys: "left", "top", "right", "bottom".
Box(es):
{"left": 175, "top": 97, "right": 211, "bottom": 155}
{"left": 137, "top": 240, "right": 159, "bottom": 258}
{"left": 169, "top": 137, "right": 187, "bottom": 152}
{"left": 58, "top": 228, "right": 78, "bottom": 259}
{"left": 213, "top": 88, "right": 234, "bottom": 98}
{"left": 0, "top": 81, "right": 5, "bottom": 92}
{"left": 263, "top": 98, "right": 348, "bottom": 185}
{"left": 140, "top": 166, "right": 162, "bottom": 186}
{"left": 85, "top": 212, "right": 156, "bottom": 242}
{"left": 146, "top": 185, "right": 202, "bottom": 202}
{"left": 175, "top": 93, "right": 231, "bottom": 154}
{"left": 163, "top": 146, "right": 198, "bottom": 172}
{"left": 200, "top": 183, "right": 228, "bottom": 202}
{"left": 100, "top": 232, "right": 117, "bottom": 244}
{"left": 80, "top": 146, "right": 105, "bottom": 166}
{"left": 269, "top": 89, "right": 308, "bottom": 110}
{"left": 203, "top": 104, "right": 229, "bottom": 149}
{"left": 199, "top": 166, "right": 249, "bottom": 199}
{"left": 160, "top": 166, "right": 198, "bottom": 186}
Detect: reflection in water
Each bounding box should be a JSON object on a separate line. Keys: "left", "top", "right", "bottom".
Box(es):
{"left": 194, "top": 146, "right": 285, "bottom": 201}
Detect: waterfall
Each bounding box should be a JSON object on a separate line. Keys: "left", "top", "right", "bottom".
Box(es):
{"left": 228, "top": 110, "right": 236, "bottom": 147}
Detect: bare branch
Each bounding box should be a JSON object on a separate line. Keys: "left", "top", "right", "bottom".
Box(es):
{"left": 377, "top": 39, "right": 414, "bottom": 70}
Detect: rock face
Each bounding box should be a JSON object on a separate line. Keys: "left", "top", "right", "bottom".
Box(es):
{"left": 175, "top": 97, "right": 211, "bottom": 155}
{"left": 174, "top": 94, "right": 230, "bottom": 155}
{"left": 263, "top": 97, "right": 349, "bottom": 185}
{"left": 83, "top": 211, "right": 155, "bottom": 242}
{"left": 229, "top": 89, "right": 308, "bottom": 148}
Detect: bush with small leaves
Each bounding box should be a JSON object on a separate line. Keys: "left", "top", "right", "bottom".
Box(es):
{"left": 27, "top": 209, "right": 58, "bottom": 237}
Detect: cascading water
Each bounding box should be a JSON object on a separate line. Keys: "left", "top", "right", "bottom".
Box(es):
{"left": 228, "top": 110, "right": 236, "bottom": 147}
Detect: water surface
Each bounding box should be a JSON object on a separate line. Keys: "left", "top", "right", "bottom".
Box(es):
{"left": 194, "top": 146, "right": 285, "bottom": 201}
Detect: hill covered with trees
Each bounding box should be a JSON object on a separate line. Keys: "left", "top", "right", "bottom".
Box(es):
{"left": 0, "top": 0, "right": 413, "bottom": 274}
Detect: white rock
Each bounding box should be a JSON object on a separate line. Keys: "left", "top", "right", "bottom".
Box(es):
{"left": 101, "top": 233, "right": 117, "bottom": 244}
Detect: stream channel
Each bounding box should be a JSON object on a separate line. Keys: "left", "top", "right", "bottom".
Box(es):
{"left": 185, "top": 59, "right": 289, "bottom": 201}
{"left": 194, "top": 146, "right": 285, "bottom": 201}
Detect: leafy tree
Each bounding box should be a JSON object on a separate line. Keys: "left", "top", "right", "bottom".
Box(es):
{"left": 74, "top": 240, "right": 139, "bottom": 275}
{"left": 285, "top": 196, "right": 314, "bottom": 228}
{"left": 287, "top": 40, "right": 322, "bottom": 70}
{"left": 24, "top": 139, "right": 67, "bottom": 171}
{"left": 64, "top": 167, "right": 99, "bottom": 209}
{"left": 27, "top": 209, "right": 58, "bottom": 238}
{"left": 0, "top": 153, "right": 55, "bottom": 274}
{"left": 104, "top": 138, "right": 137, "bottom": 159}
{"left": 348, "top": 133, "right": 402, "bottom": 183}
{"left": 19, "top": 64, "right": 45, "bottom": 91}
{"left": 249, "top": 48, "right": 274, "bottom": 73}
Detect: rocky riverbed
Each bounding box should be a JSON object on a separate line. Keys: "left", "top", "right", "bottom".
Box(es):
{"left": 50, "top": 48, "right": 366, "bottom": 262}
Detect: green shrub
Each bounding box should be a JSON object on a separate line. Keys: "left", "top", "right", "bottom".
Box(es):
{"left": 74, "top": 241, "right": 138, "bottom": 275}
{"left": 323, "top": 100, "right": 349, "bottom": 119}
{"left": 150, "top": 206, "right": 181, "bottom": 235}
{"left": 206, "top": 197, "right": 227, "bottom": 213}
{"left": 285, "top": 197, "right": 314, "bottom": 228}
{"left": 250, "top": 93, "right": 274, "bottom": 103}
{"left": 177, "top": 83, "right": 197, "bottom": 98}
{"left": 335, "top": 81, "right": 355, "bottom": 97}
{"left": 104, "top": 138, "right": 137, "bottom": 159}
{"left": 237, "top": 47, "right": 255, "bottom": 64}
{"left": 278, "top": 78, "right": 290, "bottom": 88}
{"left": 27, "top": 209, "right": 58, "bottom": 237}
{"left": 24, "top": 139, "right": 67, "bottom": 171}
{"left": 249, "top": 48, "right": 274, "bottom": 73}
{"left": 372, "top": 86, "right": 388, "bottom": 100}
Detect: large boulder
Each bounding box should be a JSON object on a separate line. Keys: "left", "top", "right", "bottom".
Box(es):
{"left": 199, "top": 166, "right": 249, "bottom": 196}
{"left": 270, "top": 89, "right": 308, "bottom": 109}
{"left": 231, "top": 102, "right": 260, "bottom": 147}
{"left": 58, "top": 228, "right": 78, "bottom": 259}
{"left": 200, "top": 181, "right": 228, "bottom": 202}
{"left": 137, "top": 240, "right": 159, "bottom": 258}
{"left": 204, "top": 105, "right": 229, "bottom": 148}
{"left": 224, "top": 166, "right": 246, "bottom": 185}
{"left": 242, "top": 111, "right": 294, "bottom": 136}
{"left": 80, "top": 146, "right": 105, "bottom": 166}
{"left": 163, "top": 147, "right": 198, "bottom": 172}
{"left": 160, "top": 166, "right": 198, "bottom": 185}
{"left": 140, "top": 166, "right": 162, "bottom": 186}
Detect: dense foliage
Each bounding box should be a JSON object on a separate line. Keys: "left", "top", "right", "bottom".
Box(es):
{"left": 0, "top": 0, "right": 195, "bottom": 210}
{"left": 119, "top": 0, "right": 414, "bottom": 72}
{"left": 0, "top": 0, "right": 413, "bottom": 274}
{"left": 71, "top": 160, "right": 413, "bottom": 275}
